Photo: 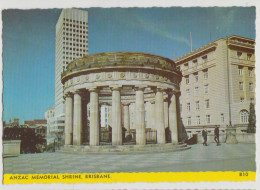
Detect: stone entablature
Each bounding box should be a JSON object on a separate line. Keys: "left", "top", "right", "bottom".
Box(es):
{"left": 61, "top": 52, "right": 181, "bottom": 83}
{"left": 174, "top": 42, "right": 217, "bottom": 65}
{"left": 60, "top": 52, "right": 182, "bottom": 147}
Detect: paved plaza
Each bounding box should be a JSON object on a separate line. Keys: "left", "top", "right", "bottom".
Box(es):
{"left": 3, "top": 143, "right": 255, "bottom": 174}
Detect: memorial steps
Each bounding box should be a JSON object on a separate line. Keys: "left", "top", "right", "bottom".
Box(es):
{"left": 58, "top": 143, "right": 190, "bottom": 154}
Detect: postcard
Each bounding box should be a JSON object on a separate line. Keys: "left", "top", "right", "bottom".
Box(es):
{"left": 1, "top": 1, "right": 258, "bottom": 190}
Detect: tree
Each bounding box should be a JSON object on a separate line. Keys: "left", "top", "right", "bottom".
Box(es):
{"left": 247, "top": 103, "right": 256, "bottom": 133}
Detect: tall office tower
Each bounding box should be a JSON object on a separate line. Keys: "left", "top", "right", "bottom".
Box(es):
{"left": 174, "top": 35, "right": 255, "bottom": 137}
{"left": 55, "top": 8, "right": 89, "bottom": 117}
{"left": 47, "top": 8, "right": 88, "bottom": 143}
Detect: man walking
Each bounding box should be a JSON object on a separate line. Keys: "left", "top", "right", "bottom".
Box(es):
{"left": 214, "top": 126, "right": 220, "bottom": 146}
{"left": 202, "top": 127, "right": 208, "bottom": 146}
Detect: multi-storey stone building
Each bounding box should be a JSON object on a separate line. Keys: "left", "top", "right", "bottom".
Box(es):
{"left": 174, "top": 35, "right": 255, "bottom": 138}
{"left": 49, "top": 8, "right": 89, "bottom": 143}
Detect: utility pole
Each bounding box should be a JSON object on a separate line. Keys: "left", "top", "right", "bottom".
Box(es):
{"left": 225, "top": 37, "right": 238, "bottom": 144}
{"left": 190, "top": 32, "right": 193, "bottom": 52}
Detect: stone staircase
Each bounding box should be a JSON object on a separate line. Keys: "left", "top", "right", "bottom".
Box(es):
{"left": 58, "top": 143, "right": 191, "bottom": 154}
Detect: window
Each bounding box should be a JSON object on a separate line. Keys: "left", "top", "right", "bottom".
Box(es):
{"left": 239, "top": 82, "right": 244, "bottom": 91}
{"left": 240, "top": 98, "right": 245, "bottom": 102}
{"left": 248, "top": 68, "right": 253, "bottom": 77}
{"left": 194, "top": 87, "right": 199, "bottom": 96}
{"left": 187, "top": 103, "right": 190, "bottom": 111}
{"left": 240, "top": 110, "right": 249, "bottom": 123}
{"left": 221, "top": 113, "right": 224, "bottom": 123}
{"left": 249, "top": 83, "right": 254, "bottom": 92}
{"left": 203, "top": 69, "right": 208, "bottom": 79}
{"left": 238, "top": 66, "right": 243, "bottom": 76}
{"left": 247, "top": 54, "right": 252, "bottom": 60}
{"left": 184, "top": 63, "right": 188, "bottom": 69}
{"left": 196, "top": 101, "right": 200, "bottom": 110}
{"left": 196, "top": 116, "right": 200, "bottom": 125}
{"left": 185, "top": 76, "right": 190, "bottom": 84}
{"left": 204, "top": 84, "right": 209, "bottom": 94}
{"left": 186, "top": 89, "right": 190, "bottom": 98}
{"left": 206, "top": 115, "right": 211, "bottom": 124}
{"left": 180, "top": 104, "right": 182, "bottom": 112}
{"left": 194, "top": 72, "right": 198, "bottom": 82}
{"left": 205, "top": 99, "right": 210, "bottom": 108}
{"left": 187, "top": 117, "right": 191, "bottom": 126}
{"left": 202, "top": 55, "right": 208, "bottom": 63}
{"left": 237, "top": 52, "right": 242, "bottom": 58}
{"left": 250, "top": 98, "right": 254, "bottom": 103}
{"left": 193, "top": 59, "right": 198, "bottom": 66}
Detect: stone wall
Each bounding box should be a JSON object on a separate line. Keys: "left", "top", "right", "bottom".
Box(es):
{"left": 3, "top": 140, "right": 21, "bottom": 155}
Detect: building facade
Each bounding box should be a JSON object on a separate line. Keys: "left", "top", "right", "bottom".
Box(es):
{"left": 174, "top": 35, "right": 255, "bottom": 137}
{"left": 52, "top": 8, "right": 89, "bottom": 142}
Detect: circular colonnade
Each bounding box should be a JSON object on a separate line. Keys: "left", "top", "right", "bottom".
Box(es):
{"left": 61, "top": 52, "right": 182, "bottom": 149}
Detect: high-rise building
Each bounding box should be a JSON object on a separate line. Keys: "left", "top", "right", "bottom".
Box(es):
{"left": 55, "top": 8, "right": 89, "bottom": 117}
{"left": 47, "top": 8, "right": 89, "bottom": 143}
{"left": 174, "top": 35, "right": 255, "bottom": 137}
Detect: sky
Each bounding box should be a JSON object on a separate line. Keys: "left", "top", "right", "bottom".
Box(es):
{"left": 2, "top": 7, "right": 256, "bottom": 123}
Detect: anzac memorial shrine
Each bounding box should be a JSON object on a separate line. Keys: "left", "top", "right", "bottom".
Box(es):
{"left": 60, "top": 52, "right": 189, "bottom": 153}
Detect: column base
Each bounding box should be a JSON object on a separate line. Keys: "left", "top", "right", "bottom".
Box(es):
{"left": 226, "top": 126, "right": 238, "bottom": 144}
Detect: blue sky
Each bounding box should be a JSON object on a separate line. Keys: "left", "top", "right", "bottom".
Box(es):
{"left": 2, "top": 7, "right": 255, "bottom": 123}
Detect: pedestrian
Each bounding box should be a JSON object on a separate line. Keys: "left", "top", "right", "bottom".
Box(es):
{"left": 214, "top": 126, "right": 220, "bottom": 146}
{"left": 202, "top": 127, "right": 208, "bottom": 146}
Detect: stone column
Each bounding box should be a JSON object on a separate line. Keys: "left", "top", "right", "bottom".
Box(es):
{"left": 169, "top": 92, "right": 178, "bottom": 144}
{"left": 150, "top": 100, "right": 155, "bottom": 130}
{"left": 164, "top": 100, "right": 169, "bottom": 129}
{"left": 123, "top": 103, "right": 130, "bottom": 136}
{"left": 89, "top": 88, "right": 99, "bottom": 146}
{"left": 155, "top": 88, "right": 166, "bottom": 144}
{"left": 73, "top": 90, "right": 83, "bottom": 145}
{"left": 135, "top": 87, "right": 146, "bottom": 145}
{"left": 64, "top": 92, "right": 73, "bottom": 145}
{"left": 111, "top": 86, "right": 122, "bottom": 145}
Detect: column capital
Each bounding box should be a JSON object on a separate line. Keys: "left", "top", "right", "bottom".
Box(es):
{"left": 167, "top": 89, "right": 181, "bottom": 96}
{"left": 149, "top": 100, "right": 155, "bottom": 104}
{"left": 134, "top": 85, "right": 147, "bottom": 91}
{"left": 88, "top": 87, "right": 99, "bottom": 93}
{"left": 110, "top": 85, "right": 122, "bottom": 91}
{"left": 122, "top": 102, "right": 130, "bottom": 106}
{"left": 64, "top": 92, "right": 73, "bottom": 100}
{"left": 74, "top": 89, "right": 84, "bottom": 96}
{"left": 154, "top": 87, "right": 166, "bottom": 93}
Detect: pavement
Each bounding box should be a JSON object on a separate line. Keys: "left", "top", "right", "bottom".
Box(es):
{"left": 3, "top": 143, "right": 256, "bottom": 174}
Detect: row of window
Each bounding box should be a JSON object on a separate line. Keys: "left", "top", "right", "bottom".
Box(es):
{"left": 63, "top": 33, "right": 88, "bottom": 38}
{"left": 62, "top": 41, "right": 87, "bottom": 46}
{"left": 240, "top": 97, "right": 254, "bottom": 103}
{"left": 63, "top": 27, "right": 87, "bottom": 33}
{"left": 185, "top": 85, "right": 209, "bottom": 98}
{"left": 183, "top": 55, "right": 208, "bottom": 70}
{"left": 186, "top": 110, "right": 248, "bottom": 126}
{"left": 63, "top": 37, "right": 87, "bottom": 42}
{"left": 63, "top": 56, "right": 84, "bottom": 61}
{"left": 238, "top": 67, "right": 253, "bottom": 77}
{"left": 239, "top": 82, "right": 254, "bottom": 92}
{"left": 184, "top": 99, "right": 210, "bottom": 112}
{"left": 237, "top": 51, "right": 252, "bottom": 60}
{"left": 63, "top": 22, "right": 88, "bottom": 29}
{"left": 63, "top": 44, "right": 88, "bottom": 49}
{"left": 63, "top": 18, "right": 87, "bottom": 25}
{"left": 184, "top": 69, "right": 208, "bottom": 85}
{"left": 63, "top": 50, "right": 86, "bottom": 55}
{"left": 187, "top": 115, "right": 212, "bottom": 125}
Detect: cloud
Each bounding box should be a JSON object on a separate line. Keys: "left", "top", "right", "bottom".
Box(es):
{"left": 116, "top": 12, "right": 191, "bottom": 47}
